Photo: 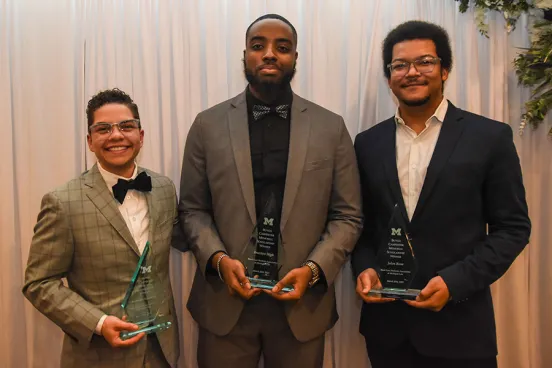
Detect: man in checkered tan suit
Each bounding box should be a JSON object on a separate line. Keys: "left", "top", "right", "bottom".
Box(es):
{"left": 23, "top": 88, "right": 187, "bottom": 367}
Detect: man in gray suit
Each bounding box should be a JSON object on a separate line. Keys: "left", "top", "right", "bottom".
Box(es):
{"left": 179, "top": 14, "right": 362, "bottom": 368}
{"left": 23, "top": 89, "right": 185, "bottom": 368}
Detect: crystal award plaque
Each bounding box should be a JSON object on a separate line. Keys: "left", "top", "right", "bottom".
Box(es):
{"left": 120, "top": 241, "right": 172, "bottom": 340}
{"left": 368, "top": 204, "right": 420, "bottom": 300}
{"left": 241, "top": 193, "right": 293, "bottom": 292}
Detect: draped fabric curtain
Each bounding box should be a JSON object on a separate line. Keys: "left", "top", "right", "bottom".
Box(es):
{"left": 1, "top": 1, "right": 550, "bottom": 367}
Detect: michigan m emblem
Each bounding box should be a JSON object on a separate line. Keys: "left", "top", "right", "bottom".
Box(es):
{"left": 263, "top": 217, "right": 274, "bottom": 226}
{"left": 391, "top": 228, "right": 401, "bottom": 236}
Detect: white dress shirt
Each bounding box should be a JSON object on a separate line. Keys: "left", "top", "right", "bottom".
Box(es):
{"left": 395, "top": 98, "right": 448, "bottom": 220}
{"left": 94, "top": 163, "right": 150, "bottom": 335}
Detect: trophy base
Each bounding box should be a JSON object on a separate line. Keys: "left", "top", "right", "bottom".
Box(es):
{"left": 120, "top": 321, "right": 172, "bottom": 340}
{"left": 368, "top": 288, "right": 420, "bottom": 300}
{"left": 248, "top": 277, "right": 293, "bottom": 293}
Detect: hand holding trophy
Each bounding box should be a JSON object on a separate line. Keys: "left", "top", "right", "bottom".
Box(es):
{"left": 120, "top": 241, "right": 172, "bottom": 340}
{"left": 367, "top": 204, "right": 420, "bottom": 300}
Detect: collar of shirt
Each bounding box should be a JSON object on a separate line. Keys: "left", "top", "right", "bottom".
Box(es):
{"left": 97, "top": 162, "right": 139, "bottom": 194}
{"left": 245, "top": 84, "right": 294, "bottom": 115}
{"left": 394, "top": 98, "right": 449, "bottom": 128}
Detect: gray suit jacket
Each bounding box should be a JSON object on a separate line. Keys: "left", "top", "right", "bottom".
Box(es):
{"left": 179, "top": 91, "right": 363, "bottom": 342}
{"left": 23, "top": 164, "right": 180, "bottom": 368}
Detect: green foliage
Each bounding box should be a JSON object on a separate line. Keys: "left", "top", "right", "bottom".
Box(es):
{"left": 456, "top": 0, "right": 533, "bottom": 36}
{"left": 456, "top": 1, "right": 551, "bottom": 135}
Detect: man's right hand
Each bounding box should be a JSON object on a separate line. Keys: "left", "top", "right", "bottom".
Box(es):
{"left": 356, "top": 268, "right": 395, "bottom": 303}
{"left": 101, "top": 315, "right": 144, "bottom": 347}
{"left": 212, "top": 252, "right": 261, "bottom": 300}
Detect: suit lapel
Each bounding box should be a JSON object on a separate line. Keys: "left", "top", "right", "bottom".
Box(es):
{"left": 84, "top": 164, "right": 141, "bottom": 256}
{"left": 380, "top": 118, "right": 409, "bottom": 223}
{"left": 228, "top": 91, "right": 256, "bottom": 225}
{"left": 411, "top": 102, "right": 465, "bottom": 222}
{"left": 141, "top": 167, "right": 158, "bottom": 255}
{"left": 281, "top": 94, "right": 310, "bottom": 231}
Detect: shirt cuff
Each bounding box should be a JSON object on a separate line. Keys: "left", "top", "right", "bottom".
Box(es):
{"left": 94, "top": 314, "right": 108, "bottom": 335}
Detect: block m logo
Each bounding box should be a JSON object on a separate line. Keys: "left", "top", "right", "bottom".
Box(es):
{"left": 263, "top": 217, "right": 274, "bottom": 226}
{"left": 391, "top": 228, "right": 402, "bottom": 236}
{"left": 140, "top": 266, "right": 152, "bottom": 274}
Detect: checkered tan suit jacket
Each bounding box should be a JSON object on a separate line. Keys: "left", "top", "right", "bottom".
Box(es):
{"left": 23, "top": 164, "right": 181, "bottom": 368}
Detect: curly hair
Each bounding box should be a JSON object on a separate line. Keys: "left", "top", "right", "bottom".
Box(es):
{"left": 382, "top": 21, "right": 453, "bottom": 79}
{"left": 86, "top": 88, "right": 140, "bottom": 127}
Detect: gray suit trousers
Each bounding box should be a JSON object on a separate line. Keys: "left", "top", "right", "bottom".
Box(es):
{"left": 197, "top": 294, "right": 324, "bottom": 368}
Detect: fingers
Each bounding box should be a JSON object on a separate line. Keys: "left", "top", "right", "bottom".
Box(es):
{"left": 405, "top": 297, "right": 438, "bottom": 310}
{"left": 251, "top": 288, "right": 263, "bottom": 297}
{"left": 102, "top": 316, "right": 144, "bottom": 347}
{"left": 271, "top": 272, "right": 294, "bottom": 294}
{"left": 355, "top": 270, "right": 394, "bottom": 304}
{"left": 405, "top": 291, "right": 447, "bottom": 311}
{"left": 108, "top": 316, "right": 139, "bottom": 332}
{"left": 355, "top": 274, "right": 364, "bottom": 294}
{"left": 404, "top": 277, "right": 449, "bottom": 312}
{"left": 358, "top": 272, "right": 373, "bottom": 294}
{"left": 266, "top": 268, "right": 309, "bottom": 301}
{"left": 116, "top": 321, "right": 140, "bottom": 333}
{"left": 116, "top": 332, "right": 145, "bottom": 347}
{"left": 234, "top": 265, "right": 251, "bottom": 290}
{"left": 228, "top": 274, "right": 257, "bottom": 300}
{"left": 417, "top": 280, "right": 439, "bottom": 301}
{"left": 221, "top": 259, "right": 256, "bottom": 300}
{"left": 228, "top": 278, "right": 251, "bottom": 299}
{"left": 359, "top": 291, "right": 396, "bottom": 303}
{"left": 264, "top": 287, "right": 301, "bottom": 301}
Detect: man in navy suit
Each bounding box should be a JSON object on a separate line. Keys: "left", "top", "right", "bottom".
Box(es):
{"left": 352, "top": 21, "right": 530, "bottom": 368}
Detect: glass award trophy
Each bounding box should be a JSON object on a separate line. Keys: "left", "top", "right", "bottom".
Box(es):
{"left": 120, "top": 241, "right": 172, "bottom": 340}
{"left": 368, "top": 204, "right": 420, "bottom": 300}
{"left": 241, "top": 193, "right": 293, "bottom": 292}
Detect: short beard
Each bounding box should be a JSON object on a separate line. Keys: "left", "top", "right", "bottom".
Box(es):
{"left": 401, "top": 95, "right": 431, "bottom": 107}
{"left": 243, "top": 61, "right": 296, "bottom": 101}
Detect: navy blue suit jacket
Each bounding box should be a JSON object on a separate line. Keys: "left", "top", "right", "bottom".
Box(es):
{"left": 351, "top": 102, "right": 530, "bottom": 359}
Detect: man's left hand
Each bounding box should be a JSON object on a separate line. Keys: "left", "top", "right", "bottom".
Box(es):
{"left": 405, "top": 276, "right": 450, "bottom": 312}
{"left": 264, "top": 266, "right": 312, "bottom": 301}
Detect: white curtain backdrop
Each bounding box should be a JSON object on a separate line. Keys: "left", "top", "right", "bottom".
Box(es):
{"left": 1, "top": 1, "right": 550, "bottom": 367}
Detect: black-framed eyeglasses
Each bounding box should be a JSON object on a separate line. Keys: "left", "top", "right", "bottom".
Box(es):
{"left": 88, "top": 119, "right": 141, "bottom": 135}
{"left": 387, "top": 56, "right": 441, "bottom": 77}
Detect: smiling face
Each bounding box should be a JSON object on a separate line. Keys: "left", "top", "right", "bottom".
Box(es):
{"left": 87, "top": 103, "right": 144, "bottom": 178}
{"left": 387, "top": 39, "right": 448, "bottom": 108}
{"left": 243, "top": 18, "right": 298, "bottom": 98}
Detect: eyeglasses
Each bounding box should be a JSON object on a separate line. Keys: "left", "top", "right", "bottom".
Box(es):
{"left": 387, "top": 56, "right": 441, "bottom": 77}
{"left": 88, "top": 119, "right": 141, "bottom": 135}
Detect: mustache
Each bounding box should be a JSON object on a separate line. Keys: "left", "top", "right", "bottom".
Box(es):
{"left": 256, "top": 63, "right": 281, "bottom": 71}
{"left": 401, "top": 80, "right": 429, "bottom": 88}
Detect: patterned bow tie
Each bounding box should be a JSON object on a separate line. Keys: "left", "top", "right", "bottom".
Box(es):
{"left": 252, "top": 104, "right": 290, "bottom": 121}
{"left": 112, "top": 171, "right": 152, "bottom": 204}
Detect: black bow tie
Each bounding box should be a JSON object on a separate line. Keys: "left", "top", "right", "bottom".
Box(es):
{"left": 252, "top": 104, "right": 290, "bottom": 121}
{"left": 112, "top": 171, "right": 152, "bottom": 204}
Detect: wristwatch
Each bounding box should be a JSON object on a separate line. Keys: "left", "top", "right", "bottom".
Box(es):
{"left": 302, "top": 260, "right": 320, "bottom": 287}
